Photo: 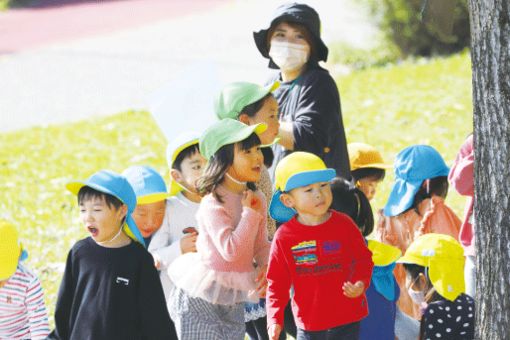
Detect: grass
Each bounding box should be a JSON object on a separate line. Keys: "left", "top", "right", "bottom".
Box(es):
{"left": 0, "top": 52, "right": 473, "bottom": 326}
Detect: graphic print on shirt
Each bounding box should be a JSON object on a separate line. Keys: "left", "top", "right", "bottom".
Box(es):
{"left": 291, "top": 240, "right": 318, "bottom": 266}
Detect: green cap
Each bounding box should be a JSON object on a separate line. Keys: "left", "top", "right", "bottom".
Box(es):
{"left": 214, "top": 81, "right": 280, "bottom": 120}
{"left": 199, "top": 119, "right": 267, "bottom": 160}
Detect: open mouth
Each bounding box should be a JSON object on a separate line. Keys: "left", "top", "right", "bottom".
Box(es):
{"left": 87, "top": 226, "right": 99, "bottom": 237}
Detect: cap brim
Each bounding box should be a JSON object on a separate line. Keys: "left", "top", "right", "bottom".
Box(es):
{"left": 137, "top": 193, "right": 170, "bottom": 205}
{"left": 285, "top": 169, "right": 336, "bottom": 191}
{"left": 368, "top": 240, "right": 401, "bottom": 266}
{"left": 269, "top": 190, "right": 297, "bottom": 223}
{"left": 383, "top": 178, "right": 421, "bottom": 217}
{"left": 354, "top": 163, "right": 393, "bottom": 170}
{"left": 396, "top": 252, "right": 428, "bottom": 266}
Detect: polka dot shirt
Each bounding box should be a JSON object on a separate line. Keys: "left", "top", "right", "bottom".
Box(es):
{"left": 422, "top": 294, "right": 474, "bottom": 339}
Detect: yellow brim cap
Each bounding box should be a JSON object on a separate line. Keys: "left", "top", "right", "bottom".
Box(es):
{"left": 368, "top": 240, "right": 402, "bottom": 266}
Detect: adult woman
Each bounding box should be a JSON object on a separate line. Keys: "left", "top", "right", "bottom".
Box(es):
{"left": 253, "top": 3, "right": 350, "bottom": 179}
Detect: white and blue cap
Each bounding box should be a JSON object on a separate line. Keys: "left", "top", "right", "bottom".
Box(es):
{"left": 269, "top": 152, "right": 336, "bottom": 223}
{"left": 384, "top": 145, "right": 450, "bottom": 217}
{"left": 122, "top": 165, "right": 170, "bottom": 204}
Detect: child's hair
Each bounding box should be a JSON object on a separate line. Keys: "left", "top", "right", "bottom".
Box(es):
{"left": 197, "top": 133, "right": 260, "bottom": 202}
{"left": 408, "top": 176, "right": 449, "bottom": 215}
{"left": 351, "top": 167, "right": 386, "bottom": 182}
{"left": 172, "top": 144, "right": 200, "bottom": 171}
{"left": 78, "top": 186, "right": 123, "bottom": 210}
{"left": 239, "top": 93, "right": 275, "bottom": 168}
{"left": 330, "top": 177, "right": 374, "bottom": 237}
{"left": 240, "top": 93, "right": 273, "bottom": 118}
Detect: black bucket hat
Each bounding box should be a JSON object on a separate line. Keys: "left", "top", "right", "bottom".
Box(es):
{"left": 253, "top": 3, "right": 328, "bottom": 69}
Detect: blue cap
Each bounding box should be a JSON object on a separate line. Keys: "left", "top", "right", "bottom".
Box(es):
{"left": 122, "top": 166, "right": 170, "bottom": 204}
{"left": 66, "top": 170, "right": 145, "bottom": 247}
{"left": 384, "top": 145, "right": 450, "bottom": 217}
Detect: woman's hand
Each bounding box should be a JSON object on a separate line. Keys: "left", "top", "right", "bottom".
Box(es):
{"left": 268, "top": 324, "right": 282, "bottom": 340}
{"left": 343, "top": 280, "right": 365, "bottom": 298}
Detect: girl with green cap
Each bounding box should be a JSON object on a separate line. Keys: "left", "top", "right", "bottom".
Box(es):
{"left": 167, "top": 119, "right": 271, "bottom": 340}
{"left": 214, "top": 81, "right": 283, "bottom": 340}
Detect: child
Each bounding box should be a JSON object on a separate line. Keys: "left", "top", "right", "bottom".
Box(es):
{"left": 348, "top": 143, "right": 392, "bottom": 201}
{"left": 0, "top": 220, "right": 50, "bottom": 339}
{"left": 49, "top": 170, "right": 175, "bottom": 340}
{"left": 167, "top": 119, "right": 271, "bottom": 340}
{"left": 398, "top": 233, "right": 474, "bottom": 339}
{"left": 448, "top": 134, "right": 475, "bottom": 298}
{"left": 214, "top": 81, "right": 281, "bottom": 340}
{"left": 330, "top": 178, "right": 416, "bottom": 340}
{"left": 147, "top": 133, "right": 205, "bottom": 299}
{"left": 266, "top": 152, "right": 374, "bottom": 340}
{"left": 123, "top": 165, "right": 171, "bottom": 247}
{"left": 377, "top": 145, "right": 462, "bottom": 318}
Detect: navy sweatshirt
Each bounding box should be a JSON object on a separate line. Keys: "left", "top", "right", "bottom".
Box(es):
{"left": 49, "top": 237, "right": 176, "bottom": 340}
{"left": 269, "top": 67, "right": 351, "bottom": 179}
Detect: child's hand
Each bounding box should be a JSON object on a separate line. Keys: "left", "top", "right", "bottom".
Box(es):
{"left": 343, "top": 280, "right": 365, "bottom": 298}
{"left": 268, "top": 324, "right": 282, "bottom": 340}
{"left": 153, "top": 254, "right": 162, "bottom": 270}
{"left": 242, "top": 190, "right": 262, "bottom": 213}
{"left": 180, "top": 232, "right": 198, "bottom": 254}
{"left": 255, "top": 265, "right": 268, "bottom": 298}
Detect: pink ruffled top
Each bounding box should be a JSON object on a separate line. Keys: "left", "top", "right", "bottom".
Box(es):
{"left": 168, "top": 185, "right": 271, "bottom": 305}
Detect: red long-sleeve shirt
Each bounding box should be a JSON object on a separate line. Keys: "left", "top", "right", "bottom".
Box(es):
{"left": 266, "top": 210, "right": 374, "bottom": 331}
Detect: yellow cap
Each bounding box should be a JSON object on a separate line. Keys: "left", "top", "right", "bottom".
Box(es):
{"left": 398, "top": 233, "right": 465, "bottom": 301}
{"left": 166, "top": 132, "right": 201, "bottom": 196}
{"left": 368, "top": 240, "right": 401, "bottom": 266}
{"left": 0, "top": 221, "right": 22, "bottom": 280}
{"left": 348, "top": 143, "right": 391, "bottom": 171}
{"left": 270, "top": 152, "right": 336, "bottom": 223}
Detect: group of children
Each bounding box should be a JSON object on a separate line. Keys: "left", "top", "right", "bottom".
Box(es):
{"left": 0, "top": 74, "right": 475, "bottom": 340}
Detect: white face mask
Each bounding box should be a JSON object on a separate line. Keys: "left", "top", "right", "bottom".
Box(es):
{"left": 407, "top": 275, "right": 426, "bottom": 305}
{"left": 269, "top": 41, "right": 309, "bottom": 72}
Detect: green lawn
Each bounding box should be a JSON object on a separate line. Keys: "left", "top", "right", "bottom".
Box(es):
{"left": 0, "top": 52, "right": 472, "bottom": 325}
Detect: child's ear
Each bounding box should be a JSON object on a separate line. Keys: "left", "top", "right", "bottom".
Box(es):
{"left": 170, "top": 169, "right": 182, "bottom": 182}
{"left": 119, "top": 204, "right": 128, "bottom": 219}
{"left": 279, "top": 193, "right": 294, "bottom": 208}
{"left": 238, "top": 114, "right": 251, "bottom": 125}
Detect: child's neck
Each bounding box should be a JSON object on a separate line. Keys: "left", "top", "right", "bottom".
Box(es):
{"left": 223, "top": 173, "right": 247, "bottom": 194}
{"left": 296, "top": 211, "right": 331, "bottom": 226}
{"left": 181, "top": 188, "right": 202, "bottom": 203}
{"left": 97, "top": 229, "right": 131, "bottom": 248}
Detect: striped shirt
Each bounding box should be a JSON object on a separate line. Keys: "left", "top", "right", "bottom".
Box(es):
{"left": 0, "top": 264, "right": 50, "bottom": 340}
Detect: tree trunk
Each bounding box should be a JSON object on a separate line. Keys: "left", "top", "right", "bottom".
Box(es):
{"left": 469, "top": 0, "right": 510, "bottom": 339}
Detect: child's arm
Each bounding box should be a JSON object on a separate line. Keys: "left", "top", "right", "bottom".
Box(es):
{"left": 201, "top": 194, "right": 263, "bottom": 262}
{"left": 138, "top": 251, "right": 175, "bottom": 340}
{"left": 148, "top": 223, "right": 183, "bottom": 270}
{"left": 343, "top": 219, "right": 374, "bottom": 297}
{"left": 49, "top": 250, "right": 75, "bottom": 340}
{"left": 25, "top": 274, "right": 50, "bottom": 339}
{"left": 266, "top": 238, "right": 292, "bottom": 336}
{"left": 253, "top": 193, "right": 271, "bottom": 267}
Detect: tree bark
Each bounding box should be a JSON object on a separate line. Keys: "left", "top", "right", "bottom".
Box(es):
{"left": 469, "top": 0, "right": 510, "bottom": 339}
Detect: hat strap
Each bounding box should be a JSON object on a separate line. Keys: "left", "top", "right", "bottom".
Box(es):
{"left": 225, "top": 173, "right": 247, "bottom": 186}
{"left": 95, "top": 225, "right": 123, "bottom": 246}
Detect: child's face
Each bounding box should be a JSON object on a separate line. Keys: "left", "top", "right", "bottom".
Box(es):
{"left": 172, "top": 151, "right": 207, "bottom": 193}
{"left": 240, "top": 97, "right": 280, "bottom": 145}
{"left": 356, "top": 176, "right": 381, "bottom": 201}
{"left": 283, "top": 182, "right": 333, "bottom": 218}
{"left": 79, "top": 196, "right": 127, "bottom": 243}
{"left": 228, "top": 143, "right": 263, "bottom": 183}
{"left": 132, "top": 200, "right": 166, "bottom": 238}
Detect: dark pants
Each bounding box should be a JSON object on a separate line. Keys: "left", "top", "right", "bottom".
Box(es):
{"left": 283, "top": 302, "right": 297, "bottom": 338}
{"left": 296, "top": 322, "right": 360, "bottom": 340}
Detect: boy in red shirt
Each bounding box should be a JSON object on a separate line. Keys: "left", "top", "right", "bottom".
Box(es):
{"left": 266, "top": 152, "right": 374, "bottom": 340}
